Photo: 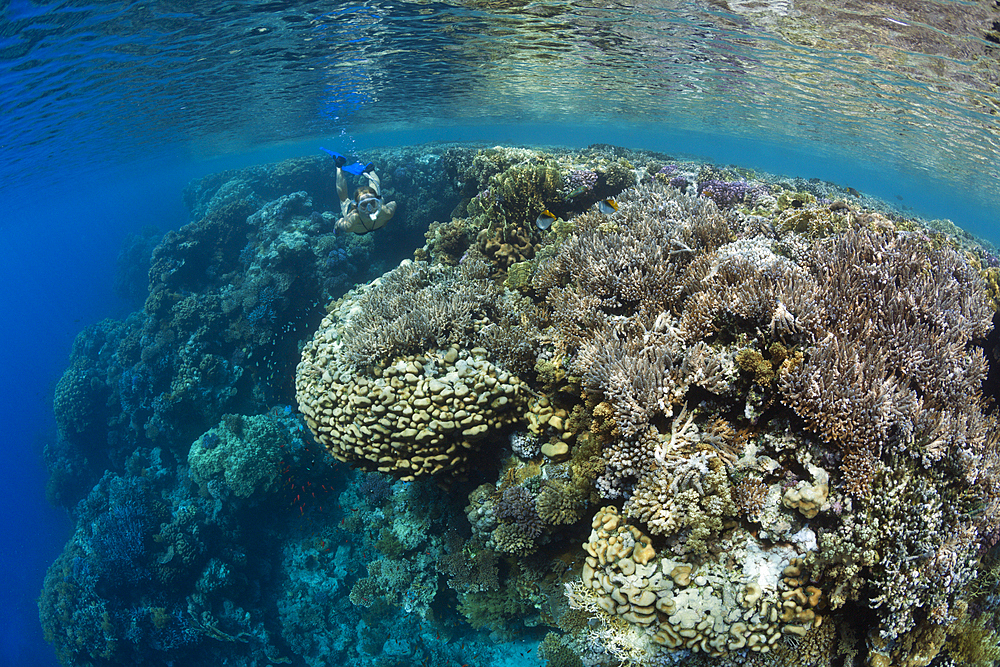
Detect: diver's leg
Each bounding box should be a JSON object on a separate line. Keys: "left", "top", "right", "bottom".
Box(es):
{"left": 366, "top": 171, "right": 382, "bottom": 197}
{"left": 336, "top": 166, "right": 349, "bottom": 203}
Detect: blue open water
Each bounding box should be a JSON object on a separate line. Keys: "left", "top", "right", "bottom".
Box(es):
{"left": 1, "top": 2, "right": 998, "bottom": 666}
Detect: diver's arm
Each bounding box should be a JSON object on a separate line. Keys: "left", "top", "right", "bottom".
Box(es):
{"left": 379, "top": 200, "right": 396, "bottom": 224}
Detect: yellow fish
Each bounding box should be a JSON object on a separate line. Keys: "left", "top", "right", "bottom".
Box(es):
{"left": 536, "top": 209, "right": 557, "bottom": 230}
{"left": 596, "top": 199, "right": 618, "bottom": 214}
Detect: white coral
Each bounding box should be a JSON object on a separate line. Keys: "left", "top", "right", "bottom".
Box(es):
{"left": 652, "top": 404, "right": 699, "bottom": 467}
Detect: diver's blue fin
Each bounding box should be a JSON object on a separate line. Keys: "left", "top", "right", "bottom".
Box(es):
{"left": 342, "top": 161, "right": 370, "bottom": 176}
{"left": 319, "top": 147, "right": 347, "bottom": 168}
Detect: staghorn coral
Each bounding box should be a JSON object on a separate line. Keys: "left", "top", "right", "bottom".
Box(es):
{"left": 863, "top": 460, "right": 979, "bottom": 640}
{"left": 474, "top": 287, "right": 544, "bottom": 377}
{"left": 537, "top": 180, "right": 732, "bottom": 346}
{"left": 777, "top": 229, "right": 995, "bottom": 501}
{"left": 529, "top": 174, "right": 1000, "bottom": 665}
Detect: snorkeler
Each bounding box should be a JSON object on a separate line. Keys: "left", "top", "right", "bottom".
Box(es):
{"left": 321, "top": 148, "right": 396, "bottom": 235}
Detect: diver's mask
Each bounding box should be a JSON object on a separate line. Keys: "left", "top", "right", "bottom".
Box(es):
{"left": 356, "top": 195, "right": 382, "bottom": 221}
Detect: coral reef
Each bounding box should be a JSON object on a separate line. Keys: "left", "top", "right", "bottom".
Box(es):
{"left": 295, "top": 309, "right": 526, "bottom": 478}
{"left": 188, "top": 412, "right": 297, "bottom": 500}
{"left": 41, "top": 142, "right": 1000, "bottom": 667}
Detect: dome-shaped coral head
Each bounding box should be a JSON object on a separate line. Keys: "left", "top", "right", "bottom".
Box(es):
{"left": 295, "top": 269, "right": 529, "bottom": 479}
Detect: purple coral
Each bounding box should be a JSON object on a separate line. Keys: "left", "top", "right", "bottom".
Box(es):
{"left": 697, "top": 179, "right": 765, "bottom": 209}
{"left": 495, "top": 486, "right": 543, "bottom": 539}
{"left": 357, "top": 471, "right": 393, "bottom": 504}
{"left": 565, "top": 169, "right": 598, "bottom": 193}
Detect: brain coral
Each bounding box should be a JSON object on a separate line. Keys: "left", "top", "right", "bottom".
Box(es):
{"left": 296, "top": 260, "right": 526, "bottom": 480}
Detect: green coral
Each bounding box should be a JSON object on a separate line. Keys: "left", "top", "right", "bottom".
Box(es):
{"left": 950, "top": 617, "right": 1000, "bottom": 666}
{"left": 776, "top": 190, "right": 817, "bottom": 210}
{"left": 535, "top": 479, "right": 585, "bottom": 525}
{"left": 495, "top": 161, "right": 563, "bottom": 226}
{"left": 39, "top": 547, "right": 120, "bottom": 665}
{"left": 492, "top": 522, "right": 537, "bottom": 556}
{"left": 349, "top": 577, "right": 378, "bottom": 608}
{"left": 53, "top": 357, "right": 111, "bottom": 445}
{"left": 363, "top": 557, "right": 439, "bottom": 615}
{"left": 735, "top": 348, "right": 774, "bottom": 385}
{"left": 456, "top": 582, "right": 534, "bottom": 633}
{"left": 981, "top": 266, "right": 1000, "bottom": 312}
{"left": 539, "top": 632, "right": 584, "bottom": 667}
{"left": 375, "top": 529, "right": 405, "bottom": 560}
{"left": 421, "top": 218, "right": 475, "bottom": 266}
{"left": 736, "top": 342, "right": 792, "bottom": 386}
{"left": 505, "top": 259, "right": 537, "bottom": 292}
{"left": 187, "top": 413, "right": 288, "bottom": 499}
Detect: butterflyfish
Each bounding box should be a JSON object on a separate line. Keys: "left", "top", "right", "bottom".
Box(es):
{"left": 536, "top": 209, "right": 557, "bottom": 230}
{"left": 596, "top": 198, "right": 618, "bottom": 214}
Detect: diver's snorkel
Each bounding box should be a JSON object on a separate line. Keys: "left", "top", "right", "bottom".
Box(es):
{"left": 354, "top": 172, "right": 383, "bottom": 227}
{"left": 356, "top": 194, "right": 382, "bottom": 223}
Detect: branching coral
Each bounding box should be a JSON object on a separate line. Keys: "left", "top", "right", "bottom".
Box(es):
{"left": 338, "top": 259, "right": 498, "bottom": 370}
{"left": 777, "top": 229, "right": 995, "bottom": 503}
{"left": 537, "top": 180, "right": 732, "bottom": 348}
